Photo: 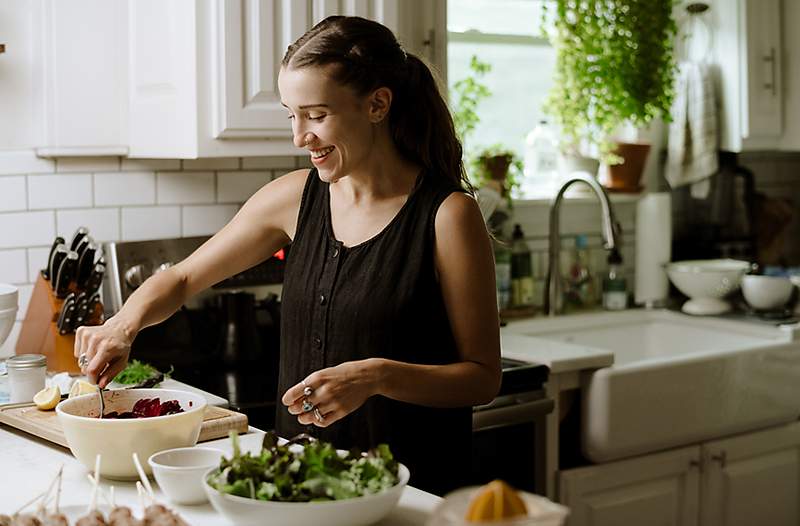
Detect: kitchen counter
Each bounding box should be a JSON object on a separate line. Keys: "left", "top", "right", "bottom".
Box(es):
{"left": 0, "top": 425, "right": 440, "bottom": 525}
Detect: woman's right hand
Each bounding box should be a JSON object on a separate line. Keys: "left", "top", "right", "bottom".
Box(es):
{"left": 74, "top": 316, "right": 136, "bottom": 388}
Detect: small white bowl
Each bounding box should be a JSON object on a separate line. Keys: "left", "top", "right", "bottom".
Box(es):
{"left": 149, "top": 446, "right": 224, "bottom": 505}
{"left": 203, "top": 463, "right": 409, "bottom": 526}
{"left": 0, "top": 283, "right": 18, "bottom": 310}
{"left": 741, "top": 275, "right": 795, "bottom": 311}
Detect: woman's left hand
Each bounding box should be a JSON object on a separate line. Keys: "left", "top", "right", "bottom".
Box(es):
{"left": 281, "top": 358, "right": 381, "bottom": 427}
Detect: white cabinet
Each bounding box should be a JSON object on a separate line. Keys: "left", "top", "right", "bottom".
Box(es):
{"left": 712, "top": 0, "right": 783, "bottom": 152}
{"left": 560, "top": 422, "right": 800, "bottom": 526}
{"left": 33, "top": 0, "right": 438, "bottom": 159}
{"left": 560, "top": 446, "right": 701, "bottom": 526}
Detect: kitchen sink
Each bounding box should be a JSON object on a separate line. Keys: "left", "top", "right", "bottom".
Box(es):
{"left": 505, "top": 309, "right": 800, "bottom": 462}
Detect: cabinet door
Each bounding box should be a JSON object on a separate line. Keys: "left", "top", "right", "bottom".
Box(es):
{"left": 212, "top": 0, "right": 401, "bottom": 141}
{"left": 559, "top": 446, "right": 701, "bottom": 526}
{"left": 700, "top": 422, "right": 800, "bottom": 526}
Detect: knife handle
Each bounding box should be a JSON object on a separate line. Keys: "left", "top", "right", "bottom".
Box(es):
{"left": 55, "top": 251, "right": 79, "bottom": 299}
{"left": 42, "top": 236, "right": 65, "bottom": 280}
{"left": 69, "top": 226, "right": 89, "bottom": 252}
{"left": 76, "top": 243, "right": 96, "bottom": 288}
{"left": 49, "top": 245, "right": 69, "bottom": 290}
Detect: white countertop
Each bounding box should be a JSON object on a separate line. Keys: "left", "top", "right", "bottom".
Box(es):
{"left": 500, "top": 326, "right": 614, "bottom": 374}
{"left": 0, "top": 426, "right": 440, "bottom": 525}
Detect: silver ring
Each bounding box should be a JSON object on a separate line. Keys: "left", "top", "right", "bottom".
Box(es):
{"left": 302, "top": 398, "right": 314, "bottom": 413}
{"left": 302, "top": 385, "right": 313, "bottom": 397}
{"left": 313, "top": 407, "right": 325, "bottom": 422}
{"left": 78, "top": 353, "right": 88, "bottom": 367}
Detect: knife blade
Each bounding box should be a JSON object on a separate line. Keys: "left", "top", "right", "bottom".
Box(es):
{"left": 41, "top": 236, "right": 65, "bottom": 280}
{"left": 76, "top": 242, "right": 96, "bottom": 289}
{"left": 49, "top": 245, "right": 69, "bottom": 290}
{"left": 55, "top": 251, "right": 79, "bottom": 298}
{"left": 68, "top": 226, "right": 89, "bottom": 252}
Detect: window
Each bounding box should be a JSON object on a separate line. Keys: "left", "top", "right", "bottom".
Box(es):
{"left": 447, "top": 0, "right": 556, "bottom": 163}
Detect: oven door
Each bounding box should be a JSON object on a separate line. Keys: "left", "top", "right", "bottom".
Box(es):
{"left": 471, "top": 390, "right": 554, "bottom": 494}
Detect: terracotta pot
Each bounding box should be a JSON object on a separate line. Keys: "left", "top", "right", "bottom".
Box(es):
{"left": 482, "top": 154, "right": 513, "bottom": 181}
{"left": 606, "top": 142, "right": 650, "bottom": 192}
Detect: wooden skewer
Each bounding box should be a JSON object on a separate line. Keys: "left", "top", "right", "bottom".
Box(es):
{"left": 54, "top": 465, "right": 63, "bottom": 514}
{"left": 132, "top": 452, "right": 154, "bottom": 499}
{"left": 88, "top": 454, "right": 101, "bottom": 514}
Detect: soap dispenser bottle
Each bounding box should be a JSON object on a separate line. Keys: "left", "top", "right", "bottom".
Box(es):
{"left": 602, "top": 248, "right": 628, "bottom": 310}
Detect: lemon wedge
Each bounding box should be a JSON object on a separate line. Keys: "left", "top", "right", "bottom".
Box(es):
{"left": 68, "top": 379, "right": 99, "bottom": 399}
{"left": 465, "top": 480, "right": 528, "bottom": 522}
{"left": 33, "top": 386, "right": 61, "bottom": 410}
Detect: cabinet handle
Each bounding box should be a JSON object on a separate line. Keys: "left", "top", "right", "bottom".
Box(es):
{"left": 711, "top": 451, "right": 727, "bottom": 468}
{"left": 763, "top": 47, "right": 777, "bottom": 96}
{"left": 689, "top": 459, "right": 703, "bottom": 472}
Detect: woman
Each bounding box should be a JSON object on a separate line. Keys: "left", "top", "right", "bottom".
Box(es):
{"left": 75, "top": 15, "right": 501, "bottom": 495}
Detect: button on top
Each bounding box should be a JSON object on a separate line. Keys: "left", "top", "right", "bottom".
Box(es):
{"left": 332, "top": 247, "right": 340, "bottom": 258}
{"left": 319, "top": 294, "right": 327, "bottom": 305}
{"left": 313, "top": 336, "right": 322, "bottom": 349}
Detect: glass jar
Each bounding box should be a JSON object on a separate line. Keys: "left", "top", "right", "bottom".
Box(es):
{"left": 7, "top": 354, "right": 47, "bottom": 403}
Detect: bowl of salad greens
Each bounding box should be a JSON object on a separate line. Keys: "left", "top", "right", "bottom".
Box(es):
{"left": 203, "top": 432, "right": 409, "bottom": 526}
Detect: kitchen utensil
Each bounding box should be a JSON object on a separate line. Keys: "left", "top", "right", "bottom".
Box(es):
{"left": 55, "top": 251, "right": 79, "bottom": 298}
{"left": 741, "top": 275, "right": 795, "bottom": 311}
{"left": 84, "top": 264, "right": 105, "bottom": 296}
{"left": 41, "top": 237, "right": 65, "bottom": 280}
{"left": 49, "top": 245, "right": 69, "bottom": 291}
{"left": 68, "top": 226, "right": 89, "bottom": 252}
{"left": 76, "top": 242, "right": 96, "bottom": 288}
{"left": 56, "top": 388, "right": 208, "bottom": 479}
{"left": 665, "top": 259, "right": 751, "bottom": 315}
{"left": 148, "top": 447, "right": 224, "bottom": 505}
{"left": 203, "top": 463, "right": 410, "bottom": 526}
{"left": 56, "top": 292, "right": 77, "bottom": 335}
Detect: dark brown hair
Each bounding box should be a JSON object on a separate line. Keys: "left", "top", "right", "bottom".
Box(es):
{"left": 282, "top": 16, "right": 470, "bottom": 193}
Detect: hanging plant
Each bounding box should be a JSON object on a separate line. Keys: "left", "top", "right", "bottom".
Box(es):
{"left": 543, "top": 0, "right": 678, "bottom": 164}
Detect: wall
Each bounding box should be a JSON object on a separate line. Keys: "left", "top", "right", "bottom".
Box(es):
{"left": 0, "top": 151, "right": 639, "bottom": 357}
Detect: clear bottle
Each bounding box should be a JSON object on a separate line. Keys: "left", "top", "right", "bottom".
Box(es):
{"left": 493, "top": 236, "right": 512, "bottom": 311}
{"left": 510, "top": 224, "right": 535, "bottom": 308}
{"left": 564, "top": 234, "right": 596, "bottom": 309}
{"left": 602, "top": 249, "right": 628, "bottom": 310}
{"left": 522, "top": 119, "right": 559, "bottom": 196}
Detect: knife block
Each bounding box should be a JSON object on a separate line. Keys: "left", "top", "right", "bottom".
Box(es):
{"left": 15, "top": 275, "right": 100, "bottom": 373}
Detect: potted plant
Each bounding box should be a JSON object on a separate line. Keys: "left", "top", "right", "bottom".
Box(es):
{"left": 542, "top": 0, "right": 678, "bottom": 190}
{"left": 468, "top": 144, "right": 524, "bottom": 203}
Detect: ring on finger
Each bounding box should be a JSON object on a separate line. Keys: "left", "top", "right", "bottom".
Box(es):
{"left": 302, "top": 398, "right": 314, "bottom": 413}
{"left": 78, "top": 353, "right": 88, "bottom": 367}
{"left": 302, "top": 385, "right": 313, "bottom": 397}
{"left": 313, "top": 407, "right": 325, "bottom": 422}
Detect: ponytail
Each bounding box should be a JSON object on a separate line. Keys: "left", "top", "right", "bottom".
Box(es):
{"left": 283, "top": 16, "right": 472, "bottom": 194}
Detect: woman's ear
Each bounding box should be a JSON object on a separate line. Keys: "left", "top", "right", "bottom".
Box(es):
{"left": 367, "top": 87, "right": 393, "bottom": 123}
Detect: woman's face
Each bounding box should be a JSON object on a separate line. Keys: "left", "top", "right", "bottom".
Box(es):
{"left": 278, "top": 65, "right": 377, "bottom": 183}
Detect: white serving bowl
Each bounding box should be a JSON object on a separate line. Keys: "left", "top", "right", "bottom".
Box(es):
{"left": 203, "top": 463, "right": 410, "bottom": 526}
{"left": 665, "top": 259, "right": 751, "bottom": 315}
{"left": 56, "top": 388, "right": 207, "bottom": 479}
{"left": 0, "top": 284, "right": 18, "bottom": 348}
{"left": 741, "top": 275, "right": 795, "bottom": 311}
{"left": 149, "top": 446, "right": 224, "bottom": 505}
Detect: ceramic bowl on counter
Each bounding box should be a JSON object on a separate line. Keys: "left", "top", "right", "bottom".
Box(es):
{"left": 664, "top": 259, "right": 751, "bottom": 315}
{"left": 0, "top": 283, "right": 18, "bottom": 348}
{"left": 427, "top": 485, "right": 569, "bottom": 526}
{"left": 56, "top": 388, "right": 207, "bottom": 479}
{"left": 148, "top": 446, "right": 224, "bottom": 505}
{"left": 203, "top": 463, "right": 410, "bottom": 526}
{"left": 741, "top": 274, "right": 795, "bottom": 312}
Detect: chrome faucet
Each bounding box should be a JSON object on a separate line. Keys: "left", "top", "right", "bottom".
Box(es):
{"left": 544, "top": 173, "right": 621, "bottom": 316}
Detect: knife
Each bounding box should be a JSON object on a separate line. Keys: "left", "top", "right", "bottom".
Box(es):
{"left": 84, "top": 263, "right": 106, "bottom": 296}
{"left": 74, "top": 235, "right": 92, "bottom": 263}
{"left": 56, "top": 293, "right": 77, "bottom": 335}
{"left": 49, "top": 245, "right": 69, "bottom": 290}
{"left": 85, "top": 291, "right": 103, "bottom": 325}
{"left": 76, "top": 242, "right": 96, "bottom": 288}
{"left": 68, "top": 226, "right": 89, "bottom": 252}
{"left": 41, "top": 237, "right": 65, "bottom": 280}
{"left": 55, "top": 251, "right": 79, "bottom": 298}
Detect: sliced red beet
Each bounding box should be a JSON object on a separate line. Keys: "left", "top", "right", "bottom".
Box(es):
{"left": 103, "top": 398, "right": 184, "bottom": 419}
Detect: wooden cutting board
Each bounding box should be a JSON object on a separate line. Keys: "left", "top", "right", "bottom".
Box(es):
{"left": 0, "top": 402, "right": 248, "bottom": 448}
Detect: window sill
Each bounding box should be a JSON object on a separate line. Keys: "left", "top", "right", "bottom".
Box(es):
{"left": 512, "top": 192, "right": 642, "bottom": 207}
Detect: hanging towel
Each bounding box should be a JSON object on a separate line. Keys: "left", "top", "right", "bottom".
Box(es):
{"left": 666, "top": 61, "right": 718, "bottom": 198}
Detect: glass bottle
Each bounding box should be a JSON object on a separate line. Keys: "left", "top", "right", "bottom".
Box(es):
{"left": 522, "top": 119, "right": 559, "bottom": 197}
{"left": 602, "top": 249, "right": 628, "bottom": 310}
{"left": 510, "top": 224, "right": 535, "bottom": 308}
{"left": 565, "top": 234, "right": 596, "bottom": 309}
{"left": 493, "top": 236, "right": 512, "bottom": 311}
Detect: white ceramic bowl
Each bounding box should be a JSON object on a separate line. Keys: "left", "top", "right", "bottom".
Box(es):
{"left": 0, "top": 284, "right": 18, "bottom": 348}
{"left": 56, "top": 388, "right": 207, "bottom": 479}
{"left": 665, "top": 259, "right": 751, "bottom": 315}
{"left": 203, "top": 463, "right": 409, "bottom": 526}
{"left": 148, "top": 446, "right": 224, "bottom": 505}
{"left": 741, "top": 275, "right": 795, "bottom": 311}
{"left": 427, "top": 485, "right": 569, "bottom": 526}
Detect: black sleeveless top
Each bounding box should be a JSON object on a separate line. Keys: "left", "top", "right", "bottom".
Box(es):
{"left": 276, "top": 169, "right": 472, "bottom": 496}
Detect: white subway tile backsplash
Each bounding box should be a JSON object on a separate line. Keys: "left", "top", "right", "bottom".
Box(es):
{"left": 121, "top": 158, "right": 181, "bottom": 172}
{"left": 56, "top": 157, "right": 120, "bottom": 173}
{"left": 182, "top": 205, "right": 239, "bottom": 237}
{"left": 242, "top": 156, "right": 297, "bottom": 170}
{"left": 183, "top": 158, "right": 240, "bottom": 171}
{"left": 0, "top": 211, "right": 55, "bottom": 249}
{"left": 28, "top": 173, "right": 93, "bottom": 210}
{"left": 217, "top": 171, "right": 272, "bottom": 203}
{"left": 0, "top": 249, "right": 28, "bottom": 284}
{"left": 94, "top": 172, "right": 156, "bottom": 206}
{"left": 56, "top": 208, "right": 120, "bottom": 244}
{"left": 122, "top": 206, "right": 181, "bottom": 241}
{"left": 158, "top": 172, "right": 215, "bottom": 204}
{"left": 0, "top": 150, "right": 56, "bottom": 176}
{"left": 0, "top": 322, "right": 21, "bottom": 358}
{"left": 27, "top": 247, "right": 50, "bottom": 282}
{"left": 0, "top": 176, "right": 27, "bottom": 211}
